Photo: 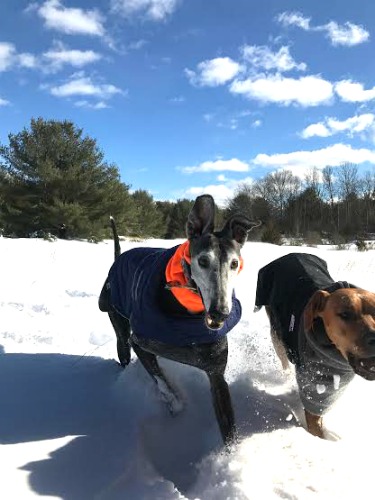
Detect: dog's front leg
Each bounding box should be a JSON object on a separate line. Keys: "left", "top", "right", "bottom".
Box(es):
{"left": 304, "top": 410, "right": 324, "bottom": 438}
{"left": 207, "top": 373, "right": 236, "bottom": 446}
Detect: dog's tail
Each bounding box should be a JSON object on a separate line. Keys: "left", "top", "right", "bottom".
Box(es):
{"left": 110, "top": 216, "right": 121, "bottom": 261}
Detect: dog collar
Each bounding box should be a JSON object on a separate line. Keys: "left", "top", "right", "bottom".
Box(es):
{"left": 165, "top": 241, "right": 204, "bottom": 313}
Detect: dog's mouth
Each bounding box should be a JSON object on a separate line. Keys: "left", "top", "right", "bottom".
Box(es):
{"left": 348, "top": 354, "right": 375, "bottom": 381}
{"left": 205, "top": 314, "right": 225, "bottom": 330}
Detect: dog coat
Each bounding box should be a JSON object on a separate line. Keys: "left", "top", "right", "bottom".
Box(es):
{"left": 255, "top": 253, "right": 355, "bottom": 415}
{"left": 107, "top": 245, "right": 242, "bottom": 346}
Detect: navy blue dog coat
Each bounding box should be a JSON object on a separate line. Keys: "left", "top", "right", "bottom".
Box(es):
{"left": 107, "top": 245, "right": 242, "bottom": 346}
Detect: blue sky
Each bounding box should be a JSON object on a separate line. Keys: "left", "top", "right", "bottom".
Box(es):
{"left": 1, "top": 0, "right": 375, "bottom": 205}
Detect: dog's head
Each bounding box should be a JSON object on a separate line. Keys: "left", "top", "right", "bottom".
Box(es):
{"left": 304, "top": 288, "right": 375, "bottom": 380}
{"left": 186, "top": 194, "right": 260, "bottom": 330}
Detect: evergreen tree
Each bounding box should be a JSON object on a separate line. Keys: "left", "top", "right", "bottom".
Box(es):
{"left": 156, "top": 200, "right": 174, "bottom": 237}
{"left": 0, "top": 118, "right": 134, "bottom": 238}
{"left": 131, "top": 189, "right": 164, "bottom": 238}
{"left": 165, "top": 198, "right": 194, "bottom": 238}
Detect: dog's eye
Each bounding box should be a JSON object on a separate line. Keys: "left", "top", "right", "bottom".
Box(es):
{"left": 338, "top": 311, "right": 354, "bottom": 321}
{"left": 198, "top": 256, "right": 210, "bottom": 268}
{"left": 230, "top": 259, "right": 239, "bottom": 270}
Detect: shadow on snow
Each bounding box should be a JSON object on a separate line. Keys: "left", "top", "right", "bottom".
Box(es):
{"left": 0, "top": 346, "right": 297, "bottom": 499}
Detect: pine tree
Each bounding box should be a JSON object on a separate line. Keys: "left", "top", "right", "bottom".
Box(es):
{"left": 0, "top": 118, "right": 134, "bottom": 238}
{"left": 131, "top": 189, "right": 164, "bottom": 238}
{"left": 165, "top": 199, "right": 194, "bottom": 238}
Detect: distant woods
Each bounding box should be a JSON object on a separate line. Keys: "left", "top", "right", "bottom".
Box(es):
{"left": 1, "top": 118, "right": 374, "bottom": 243}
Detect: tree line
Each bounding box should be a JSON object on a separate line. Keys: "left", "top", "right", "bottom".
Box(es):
{"left": 1, "top": 118, "right": 374, "bottom": 243}
{"left": 227, "top": 165, "right": 375, "bottom": 244}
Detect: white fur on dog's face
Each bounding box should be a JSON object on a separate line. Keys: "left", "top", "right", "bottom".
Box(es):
{"left": 189, "top": 235, "right": 242, "bottom": 329}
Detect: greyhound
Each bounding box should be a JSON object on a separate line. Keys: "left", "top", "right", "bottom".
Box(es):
{"left": 99, "top": 194, "right": 260, "bottom": 445}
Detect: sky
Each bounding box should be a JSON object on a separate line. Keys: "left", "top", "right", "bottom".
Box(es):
{"left": 1, "top": 1, "right": 375, "bottom": 205}
{"left": 2, "top": 235, "right": 375, "bottom": 498}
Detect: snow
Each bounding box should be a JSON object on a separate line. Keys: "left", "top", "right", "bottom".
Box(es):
{"left": 2, "top": 237, "right": 375, "bottom": 499}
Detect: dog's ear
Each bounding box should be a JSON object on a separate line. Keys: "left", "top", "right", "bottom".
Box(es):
{"left": 304, "top": 290, "right": 330, "bottom": 332}
{"left": 186, "top": 194, "right": 215, "bottom": 239}
{"left": 221, "top": 215, "right": 262, "bottom": 247}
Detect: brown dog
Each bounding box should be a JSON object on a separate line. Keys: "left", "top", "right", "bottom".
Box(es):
{"left": 255, "top": 253, "right": 375, "bottom": 438}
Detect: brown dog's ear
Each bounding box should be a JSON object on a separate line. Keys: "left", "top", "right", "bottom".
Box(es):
{"left": 304, "top": 290, "right": 330, "bottom": 332}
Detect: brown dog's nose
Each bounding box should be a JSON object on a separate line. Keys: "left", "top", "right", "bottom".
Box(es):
{"left": 363, "top": 332, "right": 375, "bottom": 348}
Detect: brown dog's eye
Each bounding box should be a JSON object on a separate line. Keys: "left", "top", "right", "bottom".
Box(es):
{"left": 338, "top": 311, "right": 355, "bottom": 321}
{"left": 198, "top": 256, "right": 210, "bottom": 268}
{"left": 230, "top": 259, "right": 239, "bottom": 270}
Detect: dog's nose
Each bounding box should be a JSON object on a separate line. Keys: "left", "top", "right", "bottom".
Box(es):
{"left": 363, "top": 332, "right": 375, "bottom": 348}
{"left": 208, "top": 307, "right": 230, "bottom": 322}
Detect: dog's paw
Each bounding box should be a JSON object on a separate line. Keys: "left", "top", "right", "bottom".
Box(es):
{"left": 323, "top": 428, "right": 341, "bottom": 441}
{"left": 154, "top": 376, "right": 184, "bottom": 415}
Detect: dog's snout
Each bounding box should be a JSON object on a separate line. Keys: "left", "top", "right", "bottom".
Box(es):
{"left": 208, "top": 306, "right": 230, "bottom": 321}
{"left": 363, "top": 332, "right": 375, "bottom": 348}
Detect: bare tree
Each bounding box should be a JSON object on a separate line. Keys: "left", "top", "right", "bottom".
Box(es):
{"left": 322, "top": 165, "right": 337, "bottom": 231}
{"left": 337, "top": 162, "right": 360, "bottom": 233}
{"left": 263, "top": 170, "right": 301, "bottom": 220}
{"left": 359, "top": 170, "right": 375, "bottom": 232}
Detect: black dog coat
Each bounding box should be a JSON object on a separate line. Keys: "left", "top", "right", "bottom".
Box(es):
{"left": 255, "top": 253, "right": 355, "bottom": 415}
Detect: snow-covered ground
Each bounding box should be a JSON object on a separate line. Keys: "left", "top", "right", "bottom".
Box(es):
{"left": 2, "top": 236, "right": 375, "bottom": 499}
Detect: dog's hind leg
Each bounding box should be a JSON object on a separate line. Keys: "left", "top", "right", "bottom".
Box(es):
{"left": 99, "top": 280, "right": 131, "bottom": 367}
{"left": 131, "top": 340, "right": 183, "bottom": 414}
{"left": 270, "top": 327, "right": 290, "bottom": 371}
{"left": 108, "top": 311, "right": 131, "bottom": 367}
{"left": 266, "top": 306, "right": 290, "bottom": 371}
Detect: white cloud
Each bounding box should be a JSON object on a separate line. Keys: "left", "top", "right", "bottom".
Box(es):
{"left": 47, "top": 74, "right": 123, "bottom": 99}
{"left": 300, "top": 123, "right": 331, "bottom": 139}
{"left": 128, "top": 39, "right": 147, "bottom": 50}
{"left": 17, "top": 53, "right": 38, "bottom": 68}
{"left": 328, "top": 114, "right": 375, "bottom": 133}
{"left": 74, "top": 100, "right": 109, "bottom": 109}
{"left": 183, "top": 184, "right": 236, "bottom": 207}
{"left": 217, "top": 174, "right": 227, "bottom": 182}
{"left": 252, "top": 119, "right": 262, "bottom": 128}
{"left": 0, "top": 42, "right": 16, "bottom": 71}
{"left": 276, "top": 11, "right": 311, "bottom": 30}
{"left": 37, "top": 0, "right": 105, "bottom": 36}
{"left": 169, "top": 96, "right": 185, "bottom": 103}
{"left": 180, "top": 158, "right": 250, "bottom": 174}
{"left": 111, "top": 0, "right": 180, "bottom": 21}
{"left": 301, "top": 114, "right": 375, "bottom": 139}
{"left": 230, "top": 74, "right": 334, "bottom": 107}
{"left": 0, "top": 97, "right": 10, "bottom": 106}
{"left": 322, "top": 21, "right": 369, "bottom": 47}
{"left": 0, "top": 40, "right": 101, "bottom": 75}
{"left": 43, "top": 43, "right": 102, "bottom": 70}
{"left": 335, "top": 80, "right": 375, "bottom": 102}
{"left": 0, "top": 42, "right": 37, "bottom": 71}
{"left": 253, "top": 143, "right": 375, "bottom": 170}
{"left": 241, "top": 45, "right": 306, "bottom": 72}
{"left": 185, "top": 57, "right": 243, "bottom": 87}
{"left": 277, "top": 11, "right": 369, "bottom": 47}
{"left": 179, "top": 176, "right": 255, "bottom": 207}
